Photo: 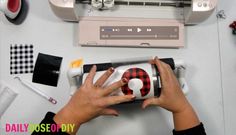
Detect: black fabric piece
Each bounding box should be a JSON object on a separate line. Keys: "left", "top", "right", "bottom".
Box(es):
{"left": 173, "top": 123, "right": 206, "bottom": 135}
{"left": 83, "top": 58, "right": 175, "bottom": 73}
{"left": 33, "top": 53, "right": 62, "bottom": 87}
{"left": 160, "top": 58, "right": 175, "bottom": 70}
{"left": 153, "top": 64, "right": 161, "bottom": 97}
{"left": 83, "top": 63, "right": 112, "bottom": 73}
{"left": 31, "top": 112, "right": 69, "bottom": 135}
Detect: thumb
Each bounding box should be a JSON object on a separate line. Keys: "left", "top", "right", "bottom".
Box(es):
{"left": 100, "top": 108, "right": 119, "bottom": 116}
{"left": 142, "top": 98, "right": 161, "bottom": 109}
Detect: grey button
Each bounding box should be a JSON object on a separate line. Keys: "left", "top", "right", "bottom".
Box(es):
{"left": 137, "top": 28, "right": 142, "bottom": 32}
{"left": 147, "top": 28, "right": 152, "bottom": 32}
{"left": 127, "top": 28, "right": 133, "bottom": 32}
{"left": 198, "top": 2, "right": 202, "bottom": 7}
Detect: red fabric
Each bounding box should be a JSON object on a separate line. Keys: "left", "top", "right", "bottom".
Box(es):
{"left": 229, "top": 21, "right": 236, "bottom": 29}
{"left": 7, "top": 0, "right": 20, "bottom": 13}
{"left": 121, "top": 68, "right": 151, "bottom": 97}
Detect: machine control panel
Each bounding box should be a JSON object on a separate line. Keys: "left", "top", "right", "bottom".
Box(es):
{"left": 100, "top": 26, "right": 179, "bottom": 40}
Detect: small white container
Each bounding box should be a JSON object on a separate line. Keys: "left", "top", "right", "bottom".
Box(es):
{"left": 0, "top": 82, "right": 18, "bottom": 118}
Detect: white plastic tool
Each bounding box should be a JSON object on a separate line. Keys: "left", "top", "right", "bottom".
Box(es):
{"left": 14, "top": 77, "right": 57, "bottom": 105}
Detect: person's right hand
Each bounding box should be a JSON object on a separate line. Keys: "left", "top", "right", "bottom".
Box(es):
{"left": 143, "top": 57, "right": 201, "bottom": 131}
{"left": 142, "top": 57, "right": 190, "bottom": 114}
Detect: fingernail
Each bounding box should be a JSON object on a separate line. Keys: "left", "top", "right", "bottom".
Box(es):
{"left": 122, "top": 78, "right": 128, "bottom": 83}
{"left": 142, "top": 105, "right": 146, "bottom": 109}
{"left": 154, "top": 56, "right": 158, "bottom": 61}
{"left": 92, "top": 65, "right": 96, "bottom": 69}
{"left": 109, "top": 67, "right": 115, "bottom": 72}
{"left": 131, "top": 95, "right": 136, "bottom": 100}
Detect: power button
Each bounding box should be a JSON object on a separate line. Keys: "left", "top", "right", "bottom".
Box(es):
{"left": 203, "top": 3, "right": 208, "bottom": 7}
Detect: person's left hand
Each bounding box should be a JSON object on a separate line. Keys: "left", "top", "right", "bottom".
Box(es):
{"left": 54, "top": 65, "right": 135, "bottom": 133}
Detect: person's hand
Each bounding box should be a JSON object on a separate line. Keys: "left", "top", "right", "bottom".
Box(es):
{"left": 142, "top": 57, "right": 190, "bottom": 113}
{"left": 142, "top": 57, "right": 200, "bottom": 131}
{"left": 54, "top": 65, "right": 135, "bottom": 134}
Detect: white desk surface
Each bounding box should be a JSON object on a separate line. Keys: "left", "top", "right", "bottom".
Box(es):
{"left": 218, "top": 0, "right": 236, "bottom": 135}
{"left": 0, "top": 0, "right": 235, "bottom": 135}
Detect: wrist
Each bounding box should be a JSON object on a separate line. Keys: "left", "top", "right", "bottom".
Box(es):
{"left": 55, "top": 105, "right": 82, "bottom": 125}
{"left": 172, "top": 103, "right": 192, "bottom": 116}
{"left": 54, "top": 106, "right": 81, "bottom": 134}
{"left": 172, "top": 99, "right": 191, "bottom": 114}
{"left": 172, "top": 103, "right": 200, "bottom": 131}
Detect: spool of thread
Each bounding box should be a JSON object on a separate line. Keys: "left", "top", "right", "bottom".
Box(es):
{"left": 229, "top": 21, "right": 236, "bottom": 35}
{"left": 0, "top": 82, "right": 18, "bottom": 118}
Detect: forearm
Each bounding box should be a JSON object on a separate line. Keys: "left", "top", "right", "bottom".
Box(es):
{"left": 172, "top": 103, "right": 200, "bottom": 131}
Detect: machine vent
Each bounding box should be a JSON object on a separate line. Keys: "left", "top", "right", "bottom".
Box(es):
{"left": 76, "top": 0, "right": 191, "bottom": 7}
{"left": 115, "top": 0, "right": 190, "bottom": 7}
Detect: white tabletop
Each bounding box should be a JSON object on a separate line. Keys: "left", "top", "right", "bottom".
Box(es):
{"left": 217, "top": 0, "right": 236, "bottom": 135}
{"left": 0, "top": 0, "right": 234, "bottom": 135}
